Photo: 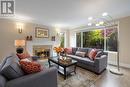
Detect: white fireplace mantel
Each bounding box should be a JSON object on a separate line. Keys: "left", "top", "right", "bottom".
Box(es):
{"left": 26, "top": 41, "right": 60, "bottom": 56}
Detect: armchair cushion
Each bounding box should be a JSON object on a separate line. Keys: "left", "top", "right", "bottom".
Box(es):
{"left": 0, "top": 75, "right": 6, "bottom": 87}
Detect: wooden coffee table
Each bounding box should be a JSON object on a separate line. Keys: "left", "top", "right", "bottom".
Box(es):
{"left": 48, "top": 56, "right": 77, "bottom": 79}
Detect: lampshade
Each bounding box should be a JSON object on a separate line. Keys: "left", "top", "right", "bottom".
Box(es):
{"left": 15, "top": 40, "right": 25, "bottom": 47}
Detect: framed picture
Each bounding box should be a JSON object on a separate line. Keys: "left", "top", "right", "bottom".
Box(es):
{"left": 35, "top": 27, "right": 49, "bottom": 38}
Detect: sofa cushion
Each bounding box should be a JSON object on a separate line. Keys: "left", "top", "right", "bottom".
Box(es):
{"left": 0, "top": 56, "right": 24, "bottom": 80}
{"left": 75, "top": 51, "right": 86, "bottom": 57}
{"left": 77, "top": 48, "right": 92, "bottom": 57}
{"left": 67, "top": 54, "right": 94, "bottom": 66}
{"left": 0, "top": 75, "right": 6, "bottom": 87}
{"left": 72, "top": 47, "right": 78, "bottom": 55}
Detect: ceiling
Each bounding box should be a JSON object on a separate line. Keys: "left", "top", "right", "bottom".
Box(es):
{"left": 15, "top": 0, "right": 130, "bottom": 28}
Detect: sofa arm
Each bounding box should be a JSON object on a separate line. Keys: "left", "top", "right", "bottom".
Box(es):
{"left": 94, "top": 55, "right": 108, "bottom": 73}
{"left": 6, "top": 67, "right": 57, "bottom": 87}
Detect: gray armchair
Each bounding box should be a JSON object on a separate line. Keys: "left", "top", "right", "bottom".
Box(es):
{"left": 5, "top": 67, "right": 57, "bottom": 87}
{"left": 0, "top": 54, "right": 58, "bottom": 87}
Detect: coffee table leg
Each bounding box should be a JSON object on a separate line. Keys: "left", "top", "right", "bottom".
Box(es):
{"left": 64, "top": 67, "right": 66, "bottom": 80}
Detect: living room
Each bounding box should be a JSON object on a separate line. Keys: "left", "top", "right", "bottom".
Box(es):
{"left": 0, "top": 0, "right": 130, "bottom": 87}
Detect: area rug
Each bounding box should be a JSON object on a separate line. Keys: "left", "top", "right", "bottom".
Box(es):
{"left": 37, "top": 59, "right": 101, "bottom": 87}
{"left": 58, "top": 67, "right": 101, "bottom": 87}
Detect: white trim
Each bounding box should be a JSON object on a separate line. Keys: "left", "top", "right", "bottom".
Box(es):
{"left": 108, "top": 61, "right": 130, "bottom": 69}
{"left": 81, "top": 32, "right": 83, "bottom": 47}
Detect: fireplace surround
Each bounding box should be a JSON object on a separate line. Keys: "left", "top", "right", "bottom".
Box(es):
{"left": 33, "top": 45, "right": 52, "bottom": 58}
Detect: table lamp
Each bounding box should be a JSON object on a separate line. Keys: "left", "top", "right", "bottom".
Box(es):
{"left": 15, "top": 40, "right": 25, "bottom": 54}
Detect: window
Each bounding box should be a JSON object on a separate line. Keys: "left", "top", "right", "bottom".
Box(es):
{"left": 60, "top": 33, "right": 65, "bottom": 48}
{"left": 83, "top": 30, "right": 104, "bottom": 49}
{"left": 76, "top": 32, "right": 81, "bottom": 47}
{"left": 76, "top": 27, "right": 118, "bottom": 52}
{"left": 106, "top": 28, "right": 117, "bottom": 51}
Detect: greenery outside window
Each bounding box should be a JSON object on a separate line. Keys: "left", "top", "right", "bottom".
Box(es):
{"left": 83, "top": 30, "right": 104, "bottom": 49}
{"left": 76, "top": 28, "right": 117, "bottom": 52}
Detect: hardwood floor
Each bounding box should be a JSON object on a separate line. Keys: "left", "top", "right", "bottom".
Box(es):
{"left": 95, "top": 65, "right": 130, "bottom": 87}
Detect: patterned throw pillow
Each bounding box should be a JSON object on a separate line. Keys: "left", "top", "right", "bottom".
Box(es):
{"left": 88, "top": 49, "right": 97, "bottom": 60}
{"left": 17, "top": 53, "right": 31, "bottom": 60}
{"left": 19, "top": 60, "right": 41, "bottom": 74}
{"left": 75, "top": 51, "right": 86, "bottom": 57}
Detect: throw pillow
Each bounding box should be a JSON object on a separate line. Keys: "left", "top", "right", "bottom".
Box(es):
{"left": 95, "top": 51, "right": 103, "bottom": 58}
{"left": 72, "top": 47, "right": 78, "bottom": 55}
{"left": 20, "top": 58, "right": 32, "bottom": 62}
{"left": 75, "top": 51, "right": 86, "bottom": 57}
{"left": 19, "top": 60, "right": 41, "bottom": 74}
{"left": 0, "top": 58, "right": 24, "bottom": 80}
{"left": 64, "top": 48, "right": 72, "bottom": 54}
{"left": 17, "top": 53, "right": 31, "bottom": 60}
{"left": 88, "top": 49, "right": 97, "bottom": 60}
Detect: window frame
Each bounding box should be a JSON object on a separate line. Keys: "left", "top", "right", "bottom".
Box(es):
{"left": 75, "top": 26, "right": 118, "bottom": 52}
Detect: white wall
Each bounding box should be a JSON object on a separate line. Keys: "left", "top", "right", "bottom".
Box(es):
{"left": 0, "top": 19, "right": 65, "bottom": 62}
{"left": 69, "top": 30, "right": 76, "bottom": 47}
{"left": 118, "top": 16, "right": 130, "bottom": 68}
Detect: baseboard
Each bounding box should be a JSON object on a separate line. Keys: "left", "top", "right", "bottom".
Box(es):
{"left": 108, "top": 61, "right": 130, "bottom": 69}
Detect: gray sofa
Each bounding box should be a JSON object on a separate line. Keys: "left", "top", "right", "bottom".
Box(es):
{"left": 0, "top": 54, "right": 57, "bottom": 87}
{"left": 67, "top": 48, "right": 108, "bottom": 74}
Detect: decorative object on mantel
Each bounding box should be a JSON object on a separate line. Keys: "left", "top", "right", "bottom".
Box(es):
{"left": 15, "top": 40, "right": 25, "bottom": 54}
{"left": 35, "top": 27, "right": 49, "bottom": 38}
{"left": 53, "top": 47, "right": 63, "bottom": 57}
{"left": 87, "top": 12, "right": 123, "bottom": 75}
{"left": 26, "top": 35, "right": 32, "bottom": 41}
{"left": 51, "top": 36, "right": 55, "bottom": 41}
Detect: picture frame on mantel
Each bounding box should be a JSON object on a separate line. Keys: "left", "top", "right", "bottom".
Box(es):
{"left": 35, "top": 27, "right": 49, "bottom": 38}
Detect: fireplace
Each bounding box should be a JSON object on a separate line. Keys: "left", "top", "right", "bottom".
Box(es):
{"left": 33, "top": 45, "right": 52, "bottom": 58}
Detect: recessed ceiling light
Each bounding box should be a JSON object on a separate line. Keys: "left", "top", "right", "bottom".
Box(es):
{"left": 102, "top": 12, "right": 108, "bottom": 17}
{"left": 88, "top": 23, "right": 92, "bottom": 26}
{"left": 88, "top": 17, "right": 93, "bottom": 20}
